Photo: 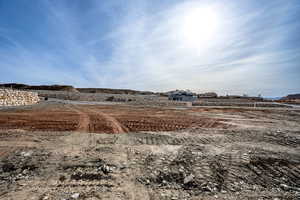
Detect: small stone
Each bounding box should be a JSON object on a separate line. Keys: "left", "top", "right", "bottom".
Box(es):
{"left": 71, "top": 193, "right": 80, "bottom": 199}
{"left": 280, "top": 184, "right": 289, "bottom": 190}
{"left": 21, "top": 151, "right": 33, "bottom": 157}
{"left": 2, "top": 163, "right": 16, "bottom": 172}
{"left": 101, "top": 164, "right": 113, "bottom": 174}
{"left": 59, "top": 175, "right": 66, "bottom": 182}
{"left": 184, "top": 174, "right": 194, "bottom": 184}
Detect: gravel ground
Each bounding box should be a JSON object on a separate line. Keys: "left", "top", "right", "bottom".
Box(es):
{"left": 0, "top": 102, "right": 299, "bottom": 200}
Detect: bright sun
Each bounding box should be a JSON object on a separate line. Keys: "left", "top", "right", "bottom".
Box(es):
{"left": 181, "top": 6, "right": 219, "bottom": 47}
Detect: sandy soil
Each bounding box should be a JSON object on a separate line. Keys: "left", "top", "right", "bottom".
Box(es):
{"left": 0, "top": 102, "right": 299, "bottom": 200}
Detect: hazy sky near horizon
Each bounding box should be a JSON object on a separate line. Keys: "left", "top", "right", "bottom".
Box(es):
{"left": 0, "top": 0, "right": 299, "bottom": 96}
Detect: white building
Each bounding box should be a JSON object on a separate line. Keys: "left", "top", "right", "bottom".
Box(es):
{"left": 168, "top": 90, "right": 197, "bottom": 102}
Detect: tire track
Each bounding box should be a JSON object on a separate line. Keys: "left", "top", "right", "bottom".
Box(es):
{"left": 67, "top": 105, "right": 129, "bottom": 133}
{"left": 66, "top": 105, "right": 90, "bottom": 132}
{"left": 88, "top": 108, "right": 129, "bottom": 134}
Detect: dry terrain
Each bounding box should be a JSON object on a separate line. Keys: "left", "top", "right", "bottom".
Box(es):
{"left": 0, "top": 100, "right": 299, "bottom": 199}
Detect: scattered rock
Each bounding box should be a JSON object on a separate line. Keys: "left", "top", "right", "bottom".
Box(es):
{"left": 2, "top": 163, "right": 16, "bottom": 172}
{"left": 59, "top": 175, "right": 66, "bottom": 182}
{"left": 21, "top": 151, "right": 33, "bottom": 157}
{"left": 71, "top": 193, "right": 80, "bottom": 199}
{"left": 183, "top": 174, "right": 194, "bottom": 184}
{"left": 101, "top": 164, "right": 113, "bottom": 174}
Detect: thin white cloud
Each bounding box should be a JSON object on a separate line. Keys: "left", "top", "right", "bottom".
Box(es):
{"left": 0, "top": 0, "right": 299, "bottom": 96}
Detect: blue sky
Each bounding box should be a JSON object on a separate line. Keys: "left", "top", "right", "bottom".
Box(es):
{"left": 0, "top": 0, "right": 299, "bottom": 96}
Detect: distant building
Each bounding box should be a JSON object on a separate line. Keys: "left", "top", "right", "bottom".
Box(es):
{"left": 168, "top": 90, "right": 197, "bottom": 101}
{"left": 198, "top": 92, "right": 218, "bottom": 98}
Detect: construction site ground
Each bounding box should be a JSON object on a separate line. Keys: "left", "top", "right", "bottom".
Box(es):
{"left": 0, "top": 101, "right": 299, "bottom": 200}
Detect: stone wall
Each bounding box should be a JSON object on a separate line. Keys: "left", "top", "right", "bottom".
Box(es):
{"left": 0, "top": 89, "right": 40, "bottom": 106}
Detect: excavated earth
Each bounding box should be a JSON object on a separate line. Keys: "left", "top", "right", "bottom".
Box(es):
{"left": 0, "top": 101, "right": 300, "bottom": 200}
{"left": 0, "top": 102, "right": 231, "bottom": 133}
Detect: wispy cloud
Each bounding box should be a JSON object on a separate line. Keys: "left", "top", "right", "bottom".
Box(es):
{"left": 0, "top": 0, "right": 299, "bottom": 96}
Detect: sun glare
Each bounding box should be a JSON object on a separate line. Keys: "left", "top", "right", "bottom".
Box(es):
{"left": 181, "top": 6, "right": 219, "bottom": 47}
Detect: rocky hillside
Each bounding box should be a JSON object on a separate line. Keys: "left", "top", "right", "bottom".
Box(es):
{"left": 76, "top": 88, "right": 154, "bottom": 95}
{"left": 282, "top": 93, "right": 300, "bottom": 100}
{"left": 0, "top": 83, "right": 78, "bottom": 92}
{"left": 0, "top": 83, "right": 156, "bottom": 95}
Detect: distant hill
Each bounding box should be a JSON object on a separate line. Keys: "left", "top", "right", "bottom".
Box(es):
{"left": 77, "top": 88, "right": 155, "bottom": 95}
{"left": 0, "top": 83, "right": 78, "bottom": 92}
{"left": 281, "top": 93, "right": 300, "bottom": 100}
{"left": 264, "top": 97, "right": 282, "bottom": 101}
{"left": 0, "top": 83, "right": 156, "bottom": 95}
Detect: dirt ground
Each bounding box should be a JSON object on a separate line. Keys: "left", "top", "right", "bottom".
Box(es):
{"left": 0, "top": 102, "right": 231, "bottom": 133}
{"left": 0, "top": 101, "right": 299, "bottom": 199}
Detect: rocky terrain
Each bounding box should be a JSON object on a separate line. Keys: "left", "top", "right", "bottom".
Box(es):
{"left": 0, "top": 99, "right": 299, "bottom": 199}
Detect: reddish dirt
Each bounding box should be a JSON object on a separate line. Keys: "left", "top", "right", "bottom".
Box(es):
{"left": 0, "top": 103, "right": 299, "bottom": 200}
{"left": 0, "top": 105, "right": 79, "bottom": 132}
{"left": 66, "top": 105, "right": 90, "bottom": 132}
{"left": 0, "top": 104, "right": 230, "bottom": 133}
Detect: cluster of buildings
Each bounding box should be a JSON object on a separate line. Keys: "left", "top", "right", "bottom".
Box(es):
{"left": 167, "top": 90, "right": 263, "bottom": 102}
{"left": 168, "top": 90, "right": 198, "bottom": 102}
{"left": 168, "top": 90, "right": 218, "bottom": 102}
